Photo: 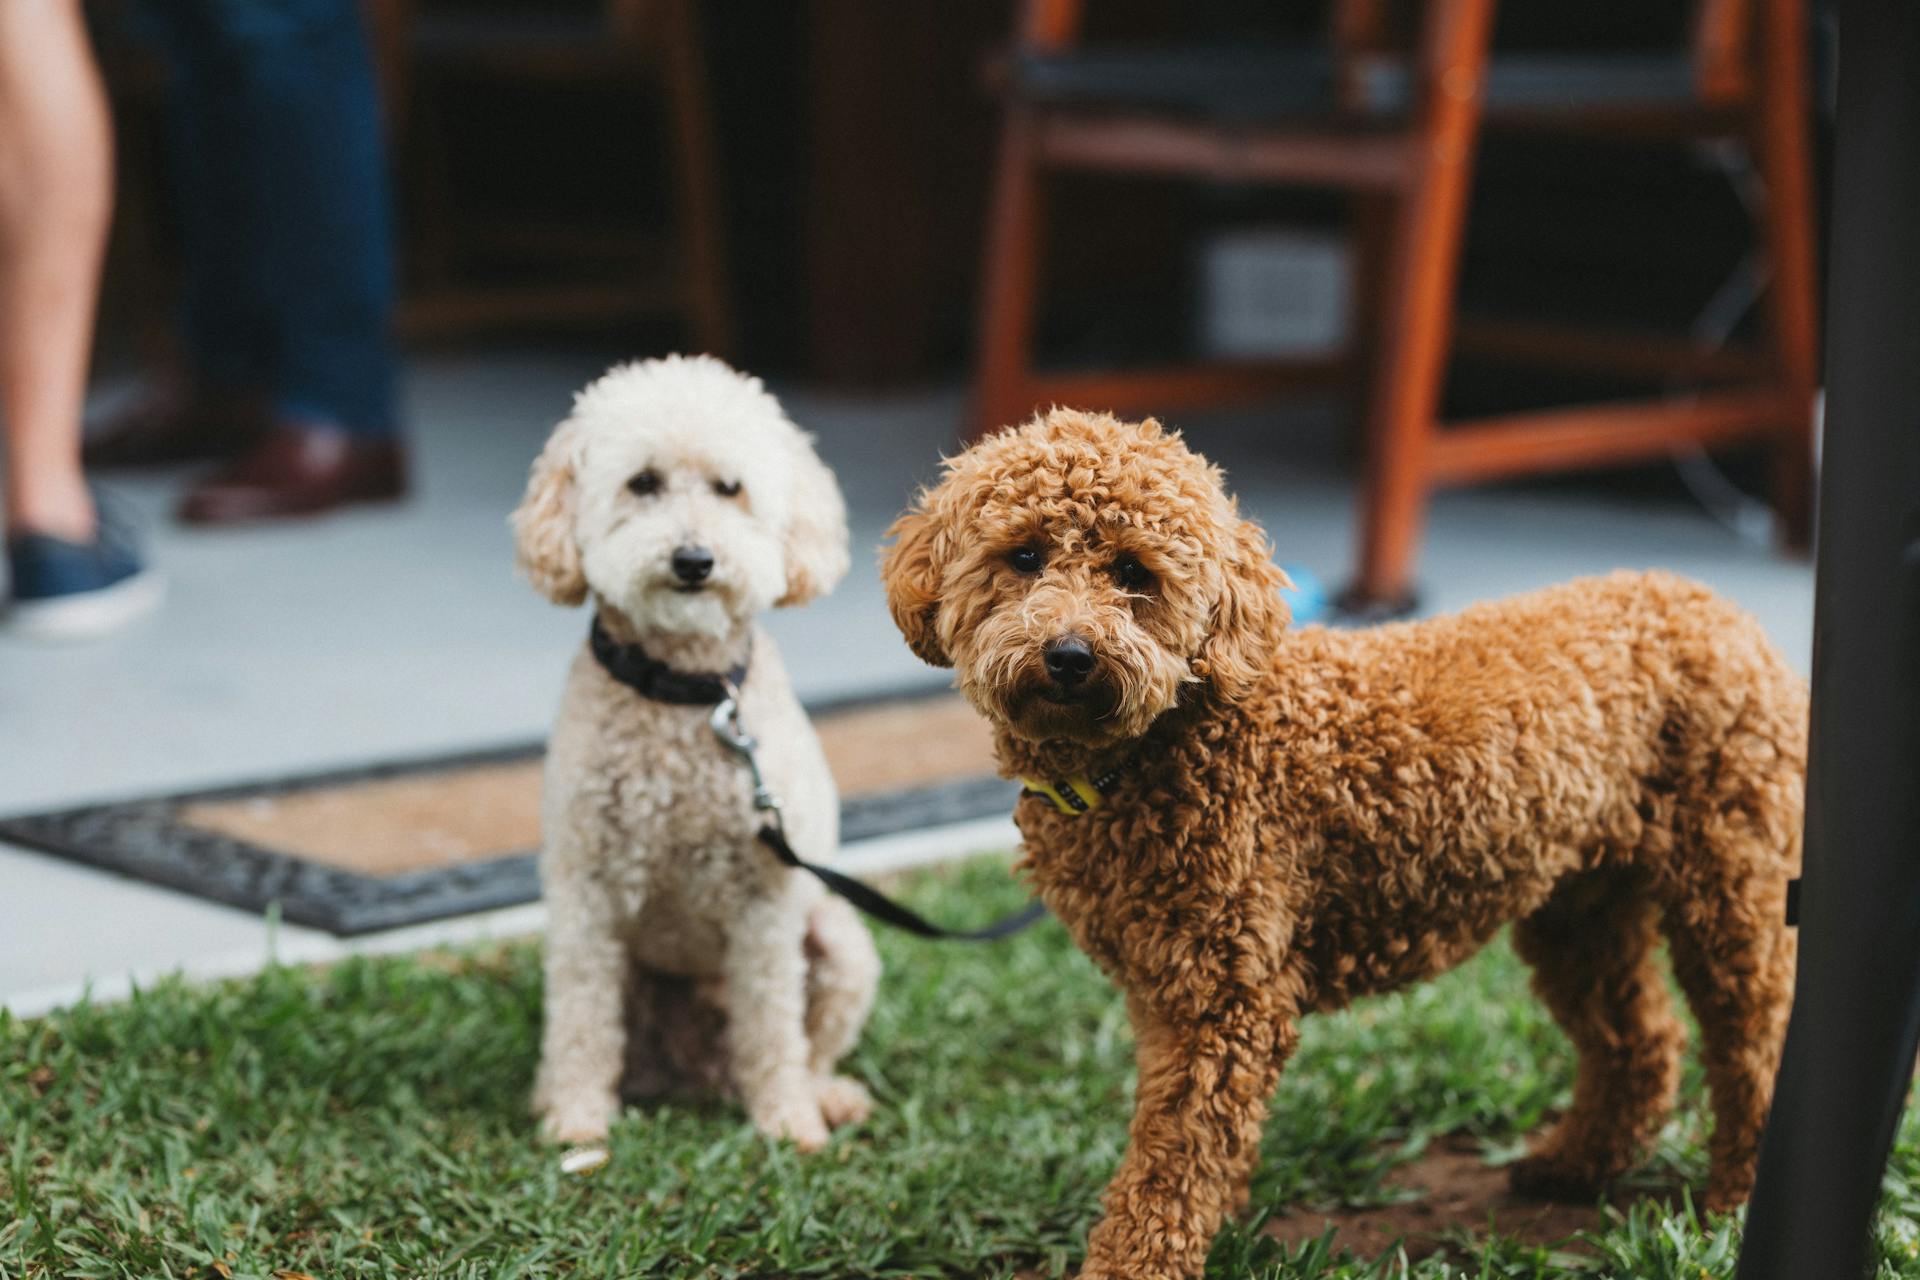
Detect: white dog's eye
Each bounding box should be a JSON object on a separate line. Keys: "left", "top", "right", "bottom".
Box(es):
{"left": 712, "top": 479, "right": 742, "bottom": 498}
{"left": 628, "top": 470, "right": 662, "bottom": 497}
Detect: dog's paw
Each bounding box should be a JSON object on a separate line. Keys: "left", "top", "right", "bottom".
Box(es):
{"left": 534, "top": 1091, "right": 618, "bottom": 1146}
{"left": 1506, "top": 1150, "right": 1608, "bottom": 1203}
{"left": 1701, "top": 1188, "right": 1749, "bottom": 1216}
{"left": 1701, "top": 1173, "right": 1755, "bottom": 1216}
{"left": 814, "top": 1074, "right": 873, "bottom": 1129}
{"left": 752, "top": 1096, "right": 831, "bottom": 1153}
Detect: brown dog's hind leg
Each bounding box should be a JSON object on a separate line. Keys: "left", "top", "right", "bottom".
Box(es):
{"left": 1662, "top": 863, "right": 1796, "bottom": 1212}
{"left": 1509, "top": 871, "right": 1686, "bottom": 1201}
{"left": 1657, "top": 691, "right": 1801, "bottom": 1213}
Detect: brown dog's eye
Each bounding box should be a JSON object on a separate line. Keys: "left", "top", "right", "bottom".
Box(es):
{"left": 712, "top": 479, "right": 742, "bottom": 498}
{"left": 628, "top": 469, "right": 662, "bottom": 497}
{"left": 1007, "top": 545, "right": 1045, "bottom": 575}
{"left": 1113, "top": 554, "right": 1155, "bottom": 591}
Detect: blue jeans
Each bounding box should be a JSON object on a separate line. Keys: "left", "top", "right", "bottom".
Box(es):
{"left": 136, "top": 0, "right": 400, "bottom": 437}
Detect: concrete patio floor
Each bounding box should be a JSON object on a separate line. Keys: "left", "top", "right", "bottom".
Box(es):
{"left": 0, "top": 347, "right": 1816, "bottom": 1015}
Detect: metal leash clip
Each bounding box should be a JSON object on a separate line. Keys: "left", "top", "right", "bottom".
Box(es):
{"left": 710, "top": 680, "right": 1048, "bottom": 942}
{"left": 710, "top": 679, "right": 786, "bottom": 839}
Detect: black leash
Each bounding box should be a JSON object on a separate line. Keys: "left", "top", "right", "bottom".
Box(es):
{"left": 756, "top": 824, "right": 1049, "bottom": 941}
{"left": 708, "top": 686, "right": 1050, "bottom": 942}
{"left": 588, "top": 618, "right": 1047, "bottom": 942}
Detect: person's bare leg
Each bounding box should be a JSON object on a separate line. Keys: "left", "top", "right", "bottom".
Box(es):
{"left": 0, "top": 0, "right": 111, "bottom": 540}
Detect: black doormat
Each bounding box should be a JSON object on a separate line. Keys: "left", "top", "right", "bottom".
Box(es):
{"left": 0, "top": 686, "right": 1016, "bottom": 936}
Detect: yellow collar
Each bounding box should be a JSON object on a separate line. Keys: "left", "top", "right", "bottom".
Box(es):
{"left": 1018, "top": 769, "right": 1122, "bottom": 816}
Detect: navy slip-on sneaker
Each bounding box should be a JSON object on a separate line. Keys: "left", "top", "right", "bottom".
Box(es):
{"left": 5, "top": 519, "right": 163, "bottom": 641}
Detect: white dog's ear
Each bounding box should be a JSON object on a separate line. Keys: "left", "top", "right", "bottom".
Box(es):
{"left": 776, "top": 431, "right": 849, "bottom": 608}
{"left": 880, "top": 497, "right": 950, "bottom": 667}
{"left": 511, "top": 418, "right": 588, "bottom": 606}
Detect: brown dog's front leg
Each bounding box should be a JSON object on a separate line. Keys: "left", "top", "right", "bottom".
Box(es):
{"left": 1079, "top": 993, "right": 1295, "bottom": 1280}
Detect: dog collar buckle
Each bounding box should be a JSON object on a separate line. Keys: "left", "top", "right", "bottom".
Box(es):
{"left": 1019, "top": 771, "right": 1122, "bottom": 817}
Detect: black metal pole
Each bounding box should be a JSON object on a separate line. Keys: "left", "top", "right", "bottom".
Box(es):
{"left": 1735, "top": 2, "right": 1920, "bottom": 1277}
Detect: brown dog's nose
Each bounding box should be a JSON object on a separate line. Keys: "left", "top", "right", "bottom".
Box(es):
{"left": 1043, "top": 635, "right": 1096, "bottom": 686}
{"left": 670, "top": 545, "right": 714, "bottom": 584}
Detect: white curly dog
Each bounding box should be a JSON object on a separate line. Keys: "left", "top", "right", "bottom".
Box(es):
{"left": 512, "top": 354, "right": 879, "bottom": 1151}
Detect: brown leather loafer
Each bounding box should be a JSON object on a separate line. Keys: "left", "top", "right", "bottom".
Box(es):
{"left": 177, "top": 425, "right": 407, "bottom": 525}
{"left": 84, "top": 383, "right": 269, "bottom": 470}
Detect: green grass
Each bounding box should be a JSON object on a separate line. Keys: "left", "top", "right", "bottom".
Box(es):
{"left": 5, "top": 856, "right": 1920, "bottom": 1278}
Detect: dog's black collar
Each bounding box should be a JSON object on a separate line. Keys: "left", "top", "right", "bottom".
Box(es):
{"left": 589, "top": 617, "right": 748, "bottom": 706}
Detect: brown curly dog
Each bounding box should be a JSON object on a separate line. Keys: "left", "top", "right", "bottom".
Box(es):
{"left": 881, "top": 409, "right": 1804, "bottom": 1279}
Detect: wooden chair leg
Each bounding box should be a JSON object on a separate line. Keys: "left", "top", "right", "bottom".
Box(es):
{"left": 1346, "top": 0, "right": 1496, "bottom": 611}
{"left": 659, "top": 0, "right": 732, "bottom": 357}
{"left": 1348, "top": 188, "right": 1451, "bottom": 614}
{"left": 969, "top": 109, "right": 1046, "bottom": 441}
{"left": 1344, "top": 191, "right": 1397, "bottom": 457}
{"left": 1754, "top": 0, "right": 1820, "bottom": 549}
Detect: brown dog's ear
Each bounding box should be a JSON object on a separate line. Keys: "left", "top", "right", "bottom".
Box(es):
{"left": 1193, "top": 512, "right": 1290, "bottom": 700}
{"left": 777, "top": 431, "right": 850, "bottom": 607}
{"left": 511, "top": 419, "right": 588, "bottom": 605}
{"left": 880, "top": 499, "right": 951, "bottom": 667}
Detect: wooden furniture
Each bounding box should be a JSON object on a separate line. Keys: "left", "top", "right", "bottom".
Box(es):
{"left": 379, "top": 0, "right": 730, "bottom": 348}
{"left": 973, "top": 0, "right": 1820, "bottom": 610}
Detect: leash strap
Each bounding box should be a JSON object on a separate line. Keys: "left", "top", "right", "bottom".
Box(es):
{"left": 710, "top": 689, "right": 1047, "bottom": 943}
{"left": 757, "top": 825, "right": 1050, "bottom": 941}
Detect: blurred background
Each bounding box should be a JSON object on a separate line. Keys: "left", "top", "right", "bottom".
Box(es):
{"left": 1, "top": 0, "right": 1828, "bottom": 1003}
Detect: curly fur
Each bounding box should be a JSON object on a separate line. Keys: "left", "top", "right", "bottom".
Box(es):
{"left": 882, "top": 408, "right": 1804, "bottom": 1279}
{"left": 514, "top": 355, "right": 877, "bottom": 1152}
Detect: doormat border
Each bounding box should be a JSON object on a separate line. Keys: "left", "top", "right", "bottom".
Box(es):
{"left": 0, "top": 683, "right": 1017, "bottom": 937}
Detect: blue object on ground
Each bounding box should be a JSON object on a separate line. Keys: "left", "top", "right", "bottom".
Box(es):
{"left": 1279, "top": 563, "right": 1328, "bottom": 624}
